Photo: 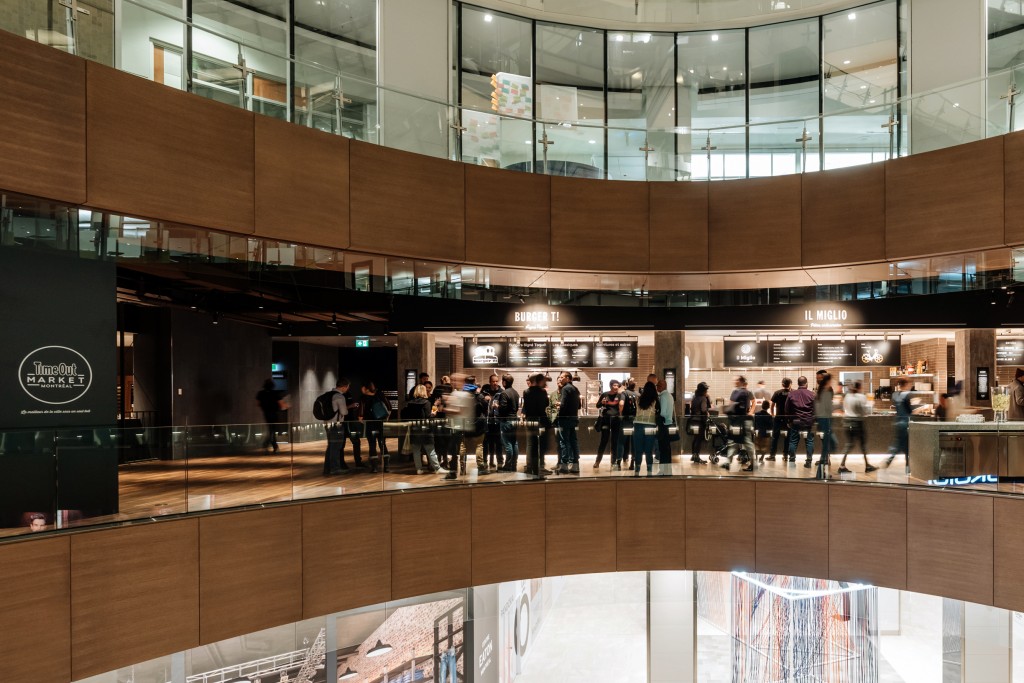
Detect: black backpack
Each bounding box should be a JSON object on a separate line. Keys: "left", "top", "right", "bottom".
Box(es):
{"left": 313, "top": 390, "right": 338, "bottom": 421}
{"left": 621, "top": 390, "right": 637, "bottom": 418}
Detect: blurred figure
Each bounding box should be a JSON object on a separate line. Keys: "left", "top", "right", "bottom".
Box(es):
{"left": 688, "top": 382, "right": 711, "bottom": 465}
{"left": 556, "top": 371, "right": 582, "bottom": 474}
{"left": 767, "top": 378, "right": 792, "bottom": 461}
{"left": 886, "top": 377, "right": 912, "bottom": 467}
{"left": 256, "top": 379, "right": 287, "bottom": 454}
{"left": 754, "top": 380, "right": 772, "bottom": 403}
{"left": 839, "top": 381, "right": 876, "bottom": 474}
{"left": 754, "top": 400, "right": 771, "bottom": 462}
{"left": 785, "top": 376, "right": 817, "bottom": 467}
{"left": 815, "top": 373, "right": 835, "bottom": 469}
{"left": 722, "top": 376, "right": 755, "bottom": 472}
{"left": 632, "top": 381, "right": 660, "bottom": 477}
{"left": 431, "top": 375, "right": 454, "bottom": 469}
{"left": 1011, "top": 368, "right": 1024, "bottom": 420}
{"left": 444, "top": 373, "right": 489, "bottom": 479}
{"left": 656, "top": 379, "right": 675, "bottom": 476}
{"left": 934, "top": 393, "right": 949, "bottom": 422}
{"left": 594, "top": 379, "right": 622, "bottom": 470}
{"left": 816, "top": 369, "right": 840, "bottom": 455}
{"left": 522, "top": 373, "right": 551, "bottom": 477}
{"left": 407, "top": 385, "right": 447, "bottom": 474}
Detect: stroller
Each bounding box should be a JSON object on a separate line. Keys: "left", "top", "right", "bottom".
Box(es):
{"left": 708, "top": 416, "right": 752, "bottom": 465}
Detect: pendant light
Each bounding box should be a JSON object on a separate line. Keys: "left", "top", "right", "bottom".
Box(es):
{"left": 339, "top": 666, "right": 358, "bottom": 679}
{"left": 366, "top": 638, "right": 393, "bottom": 658}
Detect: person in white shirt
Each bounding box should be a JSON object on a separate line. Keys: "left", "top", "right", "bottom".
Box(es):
{"left": 839, "top": 381, "right": 877, "bottom": 474}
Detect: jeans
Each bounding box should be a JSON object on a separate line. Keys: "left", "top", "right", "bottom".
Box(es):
{"left": 557, "top": 416, "right": 579, "bottom": 465}
{"left": 596, "top": 417, "right": 621, "bottom": 463}
{"left": 365, "top": 420, "right": 387, "bottom": 469}
{"left": 323, "top": 423, "right": 344, "bottom": 474}
{"left": 818, "top": 417, "right": 834, "bottom": 463}
{"left": 788, "top": 424, "right": 816, "bottom": 461}
{"left": 841, "top": 419, "right": 868, "bottom": 466}
{"left": 500, "top": 420, "right": 520, "bottom": 469}
{"left": 632, "top": 423, "right": 657, "bottom": 473}
{"left": 770, "top": 417, "right": 787, "bottom": 457}
{"left": 890, "top": 418, "right": 909, "bottom": 456}
{"left": 438, "top": 648, "right": 457, "bottom": 683}
{"left": 689, "top": 417, "right": 707, "bottom": 460}
{"left": 485, "top": 423, "right": 503, "bottom": 467}
{"left": 656, "top": 420, "right": 673, "bottom": 472}
{"left": 410, "top": 429, "right": 442, "bottom": 471}
{"left": 619, "top": 417, "right": 634, "bottom": 463}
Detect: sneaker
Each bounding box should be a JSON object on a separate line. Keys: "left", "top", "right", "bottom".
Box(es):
{"left": 612, "top": 463, "right": 622, "bottom": 471}
{"left": 742, "top": 465, "right": 753, "bottom": 472}
{"left": 765, "top": 456, "right": 777, "bottom": 461}
{"left": 803, "top": 461, "right": 812, "bottom": 469}
{"left": 436, "top": 468, "right": 450, "bottom": 474}
{"left": 865, "top": 464, "right": 878, "bottom": 473}
{"left": 444, "top": 471, "right": 457, "bottom": 480}
{"left": 720, "top": 462, "right": 730, "bottom": 470}
{"left": 837, "top": 466, "right": 852, "bottom": 474}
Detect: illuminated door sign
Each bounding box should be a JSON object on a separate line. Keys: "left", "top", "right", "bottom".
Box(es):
{"left": 355, "top": 338, "right": 369, "bottom": 348}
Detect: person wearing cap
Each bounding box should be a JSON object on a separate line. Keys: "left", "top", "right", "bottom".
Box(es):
{"left": 593, "top": 379, "right": 622, "bottom": 470}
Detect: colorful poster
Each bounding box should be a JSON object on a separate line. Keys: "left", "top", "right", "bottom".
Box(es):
{"left": 491, "top": 72, "right": 533, "bottom": 118}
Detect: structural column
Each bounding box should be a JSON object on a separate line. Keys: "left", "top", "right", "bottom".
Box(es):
{"left": 649, "top": 571, "right": 696, "bottom": 683}
{"left": 954, "top": 329, "right": 996, "bottom": 409}
{"left": 396, "top": 332, "right": 436, "bottom": 408}
{"left": 654, "top": 331, "right": 686, "bottom": 408}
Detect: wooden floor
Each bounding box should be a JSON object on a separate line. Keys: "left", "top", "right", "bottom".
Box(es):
{"left": 5, "top": 437, "right": 1017, "bottom": 539}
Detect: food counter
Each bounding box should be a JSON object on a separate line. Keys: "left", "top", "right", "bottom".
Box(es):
{"left": 908, "top": 421, "right": 1024, "bottom": 481}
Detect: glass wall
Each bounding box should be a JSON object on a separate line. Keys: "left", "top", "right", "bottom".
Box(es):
{"left": 988, "top": 0, "right": 1024, "bottom": 136}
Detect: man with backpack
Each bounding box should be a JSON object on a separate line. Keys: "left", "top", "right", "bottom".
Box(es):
{"left": 314, "top": 378, "right": 350, "bottom": 475}
{"left": 618, "top": 378, "right": 638, "bottom": 471}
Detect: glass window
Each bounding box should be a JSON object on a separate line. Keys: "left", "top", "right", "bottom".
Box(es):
{"left": 677, "top": 30, "right": 746, "bottom": 180}
{"left": 536, "top": 23, "right": 605, "bottom": 176}
{"left": 822, "top": 1, "right": 899, "bottom": 169}
{"left": 988, "top": 0, "right": 1024, "bottom": 135}
{"left": 607, "top": 31, "right": 675, "bottom": 181}
{"left": 459, "top": 6, "right": 533, "bottom": 170}
{"left": 748, "top": 18, "right": 821, "bottom": 176}
{"left": 294, "top": 0, "right": 377, "bottom": 139}
{"left": 119, "top": 0, "right": 187, "bottom": 88}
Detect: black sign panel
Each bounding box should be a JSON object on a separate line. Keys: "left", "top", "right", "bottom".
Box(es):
{"left": 593, "top": 341, "right": 639, "bottom": 368}
{"left": 550, "top": 341, "right": 593, "bottom": 367}
{"left": 508, "top": 341, "right": 551, "bottom": 368}
{"left": 997, "top": 340, "right": 1024, "bottom": 366}
{"left": 813, "top": 341, "right": 857, "bottom": 366}
{"left": 856, "top": 339, "right": 901, "bottom": 366}
{"left": 977, "top": 366, "right": 991, "bottom": 401}
{"left": 723, "top": 340, "right": 767, "bottom": 367}
{"left": 462, "top": 339, "right": 508, "bottom": 368}
{"left": 0, "top": 249, "right": 115, "bottom": 428}
{"left": 768, "top": 341, "right": 811, "bottom": 365}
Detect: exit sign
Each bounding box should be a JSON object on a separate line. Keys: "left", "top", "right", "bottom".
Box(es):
{"left": 355, "top": 339, "right": 370, "bottom": 348}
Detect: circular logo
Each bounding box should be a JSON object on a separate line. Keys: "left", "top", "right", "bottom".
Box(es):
{"left": 740, "top": 344, "right": 751, "bottom": 354}
{"left": 18, "top": 346, "right": 93, "bottom": 405}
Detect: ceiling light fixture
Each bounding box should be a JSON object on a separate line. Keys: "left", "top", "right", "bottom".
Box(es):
{"left": 848, "top": 12, "right": 857, "bottom": 19}
{"left": 367, "top": 639, "right": 394, "bottom": 658}
{"left": 339, "top": 666, "right": 359, "bottom": 680}
{"left": 711, "top": 34, "right": 719, "bottom": 41}
{"left": 483, "top": 13, "right": 493, "bottom": 22}
{"left": 843, "top": 60, "right": 851, "bottom": 65}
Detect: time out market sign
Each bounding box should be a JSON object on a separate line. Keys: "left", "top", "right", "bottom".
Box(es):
{"left": 18, "top": 346, "right": 93, "bottom": 405}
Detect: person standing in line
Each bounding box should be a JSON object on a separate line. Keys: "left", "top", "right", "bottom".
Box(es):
{"left": 632, "top": 381, "right": 660, "bottom": 477}
{"left": 1010, "top": 368, "right": 1024, "bottom": 420}
{"left": 785, "top": 376, "right": 817, "bottom": 468}
{"left": 722, "top": 376, "right": 755, "bottom": 472}
{"left": 766, "top": 378, "right": 792, "bottom": 462}
{"left": 753, "top": 380, "right": 772, "bottom": 404}
{"left": 340, "top": 383, "right": 363, "bottom": 468}
{"left": 431, "top": 375, "right": 454, "bottom": 470}
{"left": 521, "top": 373, "right": 551, "bottom": 477}
{"left": 482, "top": 374, "right": 504, "bottom": 470}
{"left": 838, "top": 380, "right": 876, "bottom": 474}
{"left": 754, "top": 400, "right": 772, "bottom": 463}
{"left": 496, "top": 374, "right": 521, "bottom": 472}
{"left": 407, "top": 372, "right": 430, "bottom": 401}
{"left": 816, "top": 369, "right": 840, "bottom": 455}
{"left": 556, "top": 371, "right": 582, "bottom": 475}
{"left": 407, "top": 384, "right": 448, "bottom": 475}
{"left": 656, "top": 379, "right": 675, "bottom": 476}
{"left": 886, "top": 377, "right": 912, "bottom": 467}
{"left": 688, "top": 382, "right": 711, "bottom": 465}
{"left": 619, "top": 377, "right": 638, "bottom": 470}
{"left": 256, "top": 379, "right": 287, "bottom": 454}
{"left": 361, "top": 382, "right": 391, "bottom": 474}
{"left": 815, "top": 372, "right": 836, "bottom": 470}
{"left": 593, "top": 379, "right": 622, "bottom": 470}
{"left": 321, "top": 379, "right": 349, "bottom": 475}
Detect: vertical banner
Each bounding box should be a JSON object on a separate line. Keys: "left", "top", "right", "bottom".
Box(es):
{"left": 0, "top": 248, "right": 115, "bottom": 428}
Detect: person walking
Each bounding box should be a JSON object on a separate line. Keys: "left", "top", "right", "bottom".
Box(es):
{"left": 766, "top": 378, "right": 792, "bottom": 461}
{"left": 256, "top": 379, "right": 287, "bottom": 454}
{"left": 688, "top": 382, "right": 711, "bottom": 465}
{"left": 886, "top": 377, "right": 912, "bottom": 467}
{"left": 594, "top": 379, "right": 622, "bottom": 470}
{"left": 816, "top": 369, "right": 840, "bottom": 455}
{"left": 556, "top": 371, "right": 581, "bottom": 475}
{"left": 496, "top": 374, "right": 521, "bottom": 472}
{"left": 656, "top": 379, "right": 675, "bottom": 476}
{"left": 815, "top": 373, "right": 836, "bottom": 472}
{"left": 632, "top": 381, "right": 660, "bottom": 477}
{"left": 521, "top": 373, "right": 551, "bottom": 477}
{"left": 722, "top": 376, "right": 755, "bottom": 472}
{"left": 839, "top": 381, "right": 876, "bottom": 474}
{"left": 784, "top": 376, "right": 817, "bottom": 467}
{"left": 407, "top": 384, "right": 447, "bottom": 474}
{"left": 444, "top": 374, "right": 489, "bottom": 479}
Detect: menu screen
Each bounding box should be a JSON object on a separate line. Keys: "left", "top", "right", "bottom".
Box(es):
{"left": 856, "top": 339, "right": 901, "bottom": 366}
{"left": 723, "top": 341, "right": 767, "bottom": 367}
{"left": 507, "top": 341, "right": 551, "bottom": 368}
{"left": 768, "top": 341, "right": 811, "bottom": 365}
{"left": 551, "top": 341, "right": 593, "bottom": 367}
{"left": 462, "top": 339, "right": 507, "bottom": 368}
{"left": 594, "top": 341, "right": 639, "bottom": 368}
{"left": 814, "top": 341, "right": 857, "bottom": 366}
{"left": 997, "top": 340, "right": 1024, "bottom": 366}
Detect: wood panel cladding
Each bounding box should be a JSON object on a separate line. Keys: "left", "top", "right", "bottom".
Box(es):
{"left": 709, "top": 175, "right": 802, "bottom": 271}
{"left": 0, "top": 31, "right": 86, "bottom": 204}
{"left": 86, "top": 63, "right": 255, "bottom": 233}
{"left": 616, "top": 479, "right": 685, "bottom": 570}
{"left": 886, "top": 137, "right": 1005, "bottom": 259}
{"left": 350, "top": 142, "right": 465, "bottom": 261}
{"left": 472, "top": 484, "right": 546, "bottom": 585}
{"left": 546, "top": 481, "right": 617, "bottom": 576}
{"left": 994, "top": 496, "right": 1024, "bottom": 611}
{"left": 466, "top": 166, "right": 551, "bottom": 268}
{"left": 802, "top": 163, "right": 885, "bottom": 267}
{"left": 392, "top": 489, "right": 471, "bottom": 599}
{"left": 0, "top": 536, "right": 70, "bottom": 683}
{"left": 302, "top": 496, "right": 391, "bottom": 617}
{"left": 648, "top": 181, "right": 709, "bottom": 272}
{"left": 755, "top": 481, "right": 828, "bottom": 578}
{"left": 550, "top": 176, "right": 650, "bottom": 272}
{"left": 255, "top": 116, "right": 350, "bottom": 249}
{"left": 1004, "top": 130, "right": 1024, "bottom": 246}
{"left": 828, "top": 485, "right": 907, "bottom": 589}
{"left": 907, "top": 490, "right": 993, "bottom": 605}
{"left": 71, "top": 520, "right": 199, "bottom": 680}
{"left": 685, "top": 479, "right": 755, "bottom": 570}
{"left": 199, "top": 507, "right": 302, "bottom": 644}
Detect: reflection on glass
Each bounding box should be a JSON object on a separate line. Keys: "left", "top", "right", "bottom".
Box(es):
{"left": 822, "top": 0, "right": 899, "bottom": 169}
{"left": 749, "top": 18, "right": 821, "bottom": 176}
{"left": 677, "top": 30, "right": 747, "bottom": 180}
{"left": 988, "top": 0, "right": 1024, "bottom": 135}
{"left": 118, "top": 0, "right": 186, "bottom": 89}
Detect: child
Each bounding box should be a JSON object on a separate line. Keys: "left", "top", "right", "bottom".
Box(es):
{"left": 754, "top": 400, "right": 772, "bottom": 462}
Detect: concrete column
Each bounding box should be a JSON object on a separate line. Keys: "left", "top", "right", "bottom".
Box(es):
{"left": 963, "top": 602, "right": 1011, "bottom": 683}
{"left": 955, "top": 329, "right": 996, "bottom": 409}
{"left": 649, "top": 571, "right": 696, "bottom": 683}
{"left": 396, "top": 332, "right": 436, "bottom": 408}
{"left": 654, "top": 331, "right": 686, "bottom": 405}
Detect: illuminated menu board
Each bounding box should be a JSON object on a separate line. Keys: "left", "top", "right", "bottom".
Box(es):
{"left": 723, "top": 341, "right": 767, "bottom": 367}
{"left": 593, "top": 341, "right": 639, "bottom": 368}
{"left": 462, "top": 340, "right": 507, "bottom": 368}
{"left": 507, "top": 341, "right": 551, "bottom": 368}
{"left": 768, "top": 341, "right": 811, "bottom": 365}
{"left": 813, "top": 341, "right": 856, "bottom": 366}
{"left": 551, "top": 341, "right": 594, "bottom": 367}
{"left": 997, "top": 340, "right": 1024, "bottom": 366}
